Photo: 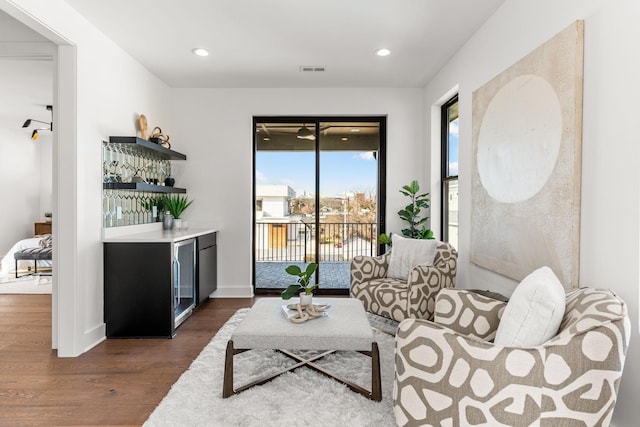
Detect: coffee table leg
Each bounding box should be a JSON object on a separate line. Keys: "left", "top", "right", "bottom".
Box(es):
{"left": 222, "top": 340, "right": 234, "bottom": 398}
{"left": 371, "top": 342, "right": 382, "bottom": 401}
{"left": 224, "top": 342, "right": 382, "bottom": 401}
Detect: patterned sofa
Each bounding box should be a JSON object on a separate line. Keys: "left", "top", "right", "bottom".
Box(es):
{"left": 350, "top": 242, "right": 457, "bottom": 322}
{"left": 394, "top": 288, "right": 631, "bottom": 426}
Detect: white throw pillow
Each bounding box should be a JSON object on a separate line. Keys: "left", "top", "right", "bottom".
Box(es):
{"left": 494, "top": 266, "right": 566, "bottom": 347}
{"left": 387, "top": 234, "right": 438, "bottom": 281}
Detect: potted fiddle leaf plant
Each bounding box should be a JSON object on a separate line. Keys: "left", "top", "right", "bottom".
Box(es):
{"left": 281, "top": 262, "right": 318, "bottom": 304}
{"left": 379, "top": 179, "right": 434, "bottom": 247}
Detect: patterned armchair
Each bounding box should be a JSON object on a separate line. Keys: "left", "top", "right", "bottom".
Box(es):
{"left": 350, "top": 242, "right": 457, "bottom": 322}
{"left": 394, "top": 288, "right": 631, "bottom": 426}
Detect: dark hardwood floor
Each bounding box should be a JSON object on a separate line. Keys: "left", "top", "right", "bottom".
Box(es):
{"left": 0, "top": 294, "right": 254, "bottom": 426}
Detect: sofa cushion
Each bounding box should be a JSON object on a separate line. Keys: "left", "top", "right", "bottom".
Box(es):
{"left": 494, "top": 266, "right": 565, "bottom": 347}
{"left": 387, "top": 234, "right": 437, "bottom": 281}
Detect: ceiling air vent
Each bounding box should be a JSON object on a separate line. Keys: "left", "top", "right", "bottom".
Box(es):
{"left": 299, "top": 66, "right": 325, "bottom": 72}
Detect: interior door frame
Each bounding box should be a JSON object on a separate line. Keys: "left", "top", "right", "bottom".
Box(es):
{"left": 252, "top": 115, "right": 387, "bottom": 295}
{"left": 0, "top": 1, "right": 81, "bottom": 356}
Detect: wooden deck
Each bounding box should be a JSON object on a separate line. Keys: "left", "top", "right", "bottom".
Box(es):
{"left": 0, "top": 294, "right": 254, "bottom": 426}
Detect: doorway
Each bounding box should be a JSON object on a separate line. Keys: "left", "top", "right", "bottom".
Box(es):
{"left": 253, "top": 117, "right": 386, "bottom": 294}
{"left": 1, "top": 3, "right": 77, "bottom": 355}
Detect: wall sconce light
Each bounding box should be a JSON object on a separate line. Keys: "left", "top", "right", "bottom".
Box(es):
{"left": 22, "top": 105, "right": 53, "bottom": 140}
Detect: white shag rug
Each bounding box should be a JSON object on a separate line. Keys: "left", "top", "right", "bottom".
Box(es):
{"left": 145, "top": 308, "right": 399, "bottom": 427}
{"left": 0, "top": 274, "right": 52, "bottom": 294}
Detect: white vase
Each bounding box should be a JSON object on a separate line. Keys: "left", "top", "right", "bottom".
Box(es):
{"left": 299, "top": 292, "right": 313, "bottom": 305}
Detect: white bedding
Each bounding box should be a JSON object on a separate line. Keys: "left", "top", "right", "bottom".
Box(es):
{"left": 0, "top": 237, "right": 53, "bottom": 273}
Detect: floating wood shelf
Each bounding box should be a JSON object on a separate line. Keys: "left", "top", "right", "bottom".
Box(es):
{"left": 103, "top": 182, "right": 187, "bottom": 193}
{"left": 108, "top": 136, "right": 187, "bottom": 160}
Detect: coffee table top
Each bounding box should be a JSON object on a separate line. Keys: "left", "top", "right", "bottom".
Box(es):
{"left": 232, "top": 298, "right": 374, "bottom": 351}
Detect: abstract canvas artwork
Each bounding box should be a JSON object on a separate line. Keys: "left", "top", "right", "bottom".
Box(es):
{"left": 471, "top": 21, "right": 584, "bottom": 289}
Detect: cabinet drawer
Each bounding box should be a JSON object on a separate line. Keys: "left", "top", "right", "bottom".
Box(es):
{"left": 35, "top": 222, "right": 52, "bottom": 235}
{"left": 198, "top": 232, "right": 217, "bottom": 248}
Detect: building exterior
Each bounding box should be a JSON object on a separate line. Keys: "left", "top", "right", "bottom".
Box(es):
{"left": 255, "top": 185, "right": 295, "bottom": 220}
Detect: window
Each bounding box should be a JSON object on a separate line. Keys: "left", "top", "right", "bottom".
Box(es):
{"left": 441, "top": 95, "right": 458, "bottom": 249}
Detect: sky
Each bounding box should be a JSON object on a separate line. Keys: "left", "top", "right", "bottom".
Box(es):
{"left": 256, "top": 150, "right": 377, "bottom": 197}
{"left": 448, "top": 118, "right": 459, "bottom": 176}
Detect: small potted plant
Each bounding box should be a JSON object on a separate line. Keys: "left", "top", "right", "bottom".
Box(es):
{"left": 141, "top": 196, "right": 165, "bottom": 221}
{"left": 281, "top": 262, "right": 318, "bottom": 304}
{"left": 44, "top": 212, "right": 52, "bottom": 223}
{"left": 162, "top": 195, "right": 193, "bottom": 230}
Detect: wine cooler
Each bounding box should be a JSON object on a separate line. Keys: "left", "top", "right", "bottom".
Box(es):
{"left": 173, "top": 238, "right": 196, "bottom": 328}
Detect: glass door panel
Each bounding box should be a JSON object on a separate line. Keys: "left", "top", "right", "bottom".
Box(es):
{"left": 318, "top": 122, "right": 379, "bottom": 290}
{"left": 173, "top": 238, "right": 195, "bottom": 328}
{"left": 255, "top": 122, "right": 316, "bottom": 290}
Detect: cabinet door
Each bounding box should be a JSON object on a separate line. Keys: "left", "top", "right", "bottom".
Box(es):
{"left": 104, "top": 243, "right": 173, "bottom": 338}
{"left": 198, "top": 238, "right": 217, "bottom": 305}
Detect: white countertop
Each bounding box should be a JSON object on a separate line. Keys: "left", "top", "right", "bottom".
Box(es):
{"left": 102, "top": 227, "right": 217, "bottom": 243}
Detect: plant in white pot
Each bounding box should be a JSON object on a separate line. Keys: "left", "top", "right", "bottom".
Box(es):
{"left": 281, "top": 262, "right": 318, "bottom": 305}
{"left": 162, "top": 195, "right": 193, "bottom": 230}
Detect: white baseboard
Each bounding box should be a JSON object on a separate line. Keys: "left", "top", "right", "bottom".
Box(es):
{"left": 210, "top": 286, "right": 254, "bottom": 298}
{"left": 84, "top": 323, "right": 106, "bottom": 353}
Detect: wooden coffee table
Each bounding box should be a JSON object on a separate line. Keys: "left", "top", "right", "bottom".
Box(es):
{"left": 222, "top": 298, "right": 381, "bottom": 401}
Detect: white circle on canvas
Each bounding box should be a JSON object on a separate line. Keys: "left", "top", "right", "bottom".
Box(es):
{"left": 477, "top": 74, "right": 562, "bottom": 203}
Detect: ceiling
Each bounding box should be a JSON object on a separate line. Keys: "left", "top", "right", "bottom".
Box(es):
{"left": 257, "top": 121, "right": 380, "bottom": 151}
{"left": 0, "top": 10, "right": 55, "bottom": 60}
{"left": 62, "top": 0, "right": 506, "bottom": 88}
{"left": 0, "top": 10, "right": 48, "bottom": 42}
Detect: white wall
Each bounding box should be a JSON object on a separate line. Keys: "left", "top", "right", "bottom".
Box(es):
{"left": 3, "top": 0, "right": 172, "bottom": 356}
{"left": 0, "top": 59, "right": 52, "bottom": 261}
{"left": 261, "top": 198, "right": 287, "bottom": 218}
{"left": 256, "top": 185, "right": 294, "bottom": 218}
{"left": 169, "top": 88, "right": 424, "bottom": 297}
{"left": 38, "top": 125, "right": 52, "bottom": 216}
{"left": 423, "top": 0, "right": 640, "bottom": 424}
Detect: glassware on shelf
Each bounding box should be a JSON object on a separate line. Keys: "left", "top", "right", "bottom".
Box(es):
{"left": 102, "top": 139, "right": 184, "bottom": 228}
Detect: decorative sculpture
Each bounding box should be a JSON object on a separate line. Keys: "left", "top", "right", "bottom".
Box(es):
{"left": 137, "top": 114, "right": 148, "bottom": 139}
{"left": 288, "top": 303, "right": 331, "bottom": 324}
{"left": 149, "top": 126, "right": 171, "bottom": 149}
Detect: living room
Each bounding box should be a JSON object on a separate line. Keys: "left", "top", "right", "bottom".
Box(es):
{"left": 0, "top": 0, "right": 638, "bottom": 425}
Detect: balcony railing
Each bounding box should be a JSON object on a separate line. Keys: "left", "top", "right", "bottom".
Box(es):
{"left": 255, "top": 222, "right": 378, "bottom": 262}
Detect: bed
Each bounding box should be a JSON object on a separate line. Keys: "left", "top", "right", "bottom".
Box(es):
{"left": 0, "top": 235, "right": 53, "bottom": 275}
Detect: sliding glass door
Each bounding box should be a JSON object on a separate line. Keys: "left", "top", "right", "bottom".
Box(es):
{"left": 253, "top": 117, "right": 385, "bottom": 294}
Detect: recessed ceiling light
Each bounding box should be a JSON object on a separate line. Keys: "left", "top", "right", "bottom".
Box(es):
{"left": 341, "top": 137, "right": 348, "bottom": 141}
{"left": 376, "top": 48, "right": 391, "bottom": 57}
{"left": 192, "top": 48, "right": 209, "bottom": 57}
{"left": 350, "top": 128, "right": 360, "bottom": 132}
